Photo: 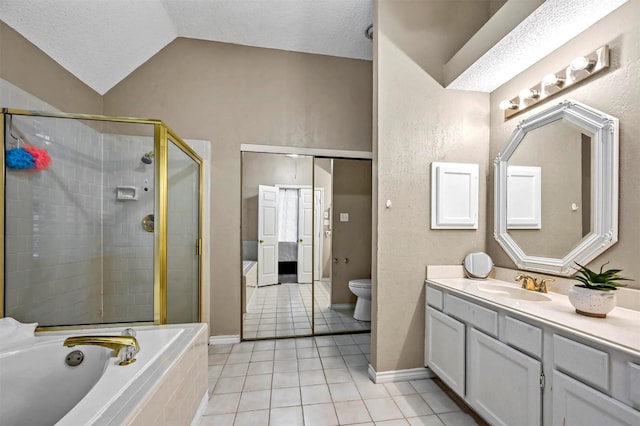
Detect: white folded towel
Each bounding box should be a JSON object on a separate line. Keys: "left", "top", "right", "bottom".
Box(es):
{"left": 0, "top": 317, "right": 38, "bottom": 349}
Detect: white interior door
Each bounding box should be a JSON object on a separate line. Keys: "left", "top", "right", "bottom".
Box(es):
{"left": 298, "top": 188, "right": 313, "bottom": 283}
{"left": 258, "top": 185, "right": 279, "bottom": 286}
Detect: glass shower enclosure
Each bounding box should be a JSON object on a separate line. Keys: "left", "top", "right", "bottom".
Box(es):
{"left": 0, "top": 109, "right": 202, "bottom": 328}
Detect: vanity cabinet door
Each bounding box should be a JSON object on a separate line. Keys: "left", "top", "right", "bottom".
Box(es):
{"left": 426, "top": 306, "right": 465, "bottom": 397}
{"left": 552, "top": 370, "right": 640, "bottom": 426}
{"left": 468, "top": 328, "right": 541, "bottom": 426}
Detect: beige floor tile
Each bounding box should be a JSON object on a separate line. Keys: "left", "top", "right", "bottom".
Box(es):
{"left": 233, "top": 409, "right": 269, "bottom": 426}
{"left": 363, "top": 397, "right": 404, "bottom": 422}
{"left": 376, "top": 419, "right": 411, "bottom": 425}
{"left": 348, "top": 365, "right": 371, "bottom": 382}
{"left": 205, "top": 393, "right": 241, "bottom": 415}
{"left": 253, "top": 340, "right": 276, "bottom": 351}
{"left": 298, "top": 357, "right": 323, "bottom": 371}
{"left": 272, "top": 371, "right": 300, "bottom": 388}
{"left": 213, "top": 377, "right": 245, "bottom": 394}
{"left": 356, "top": 380, "right": 390, "bottom": 399}
{"left": 333, "top": 335, "right": 357, "bottom": 346}
{"left": 200, "top": 413, "right": 235, "bottom": 426}
{"left": 329, "top": 382, "right": 361, "bottom": 402}
{"left": 334, "top": 400, "right": 372, "bottom": 424}
{"left": 274, "top": 358, "right": 299, "bottom": 372}
{"left": 410, "top": 379, "right": 441, "bottom": 394}
{"left": 301, "top": 384, "right": 332, "bottom": 405}
{"left": 324, "top": 368, "right": 353, "bottom": 384}
{"left": 209, "top": 344, "right": 234, "bottom": 354}
{"left": 247, "top": 361, "right": 274, "bottom": 375}
{"left": 242, "top": 373, "right": 272, "bottom": 392}
{"left": 237, "top": 389, "right": 271, "bottom": 412}
{"left": 393, "top": 394, "right": 434, "bottom": 417}
{"left": 420, "top": 391, "right": 460, "bottom": 414}
{"left": 270, "top": 406, "right": 304, "bottom": 426}
{"left": 318, "top": 346, "right": 342, "bottom": 357}
{"left": 302, "top": 402, "right": 339, "bottom": 426}
{"left": 231, "top": 342, "right": 255, "bottom": 353}
{"left": 438, "top": 411, "right": 478, "bottom": 426}
{"left": 344, "top": 353, "right": 369, "bottom": 367}
{"left": 384, "top": 381, "right": 417, "bottom": 396}
{"left": 274, "top": 348, "right": 298, "bottom": 360}
{"left": 299, "top": 370, "right": 326, "bottom": 386}
{"left": 251, "top": 350, "right": 275, "bottom": 362}
{"left": 208, "top": 353, "right": 229, "bottom": 365}
{"left": 208, "top": 365, "right": 223, "bottom": 378}
{"left": 408, "top": 414, "right": 446, "bottom": 426}
{"left": 321, "top": 356, "right": 347, "bottom": 370}
{"left": 220, "top": 363, "right": 249, "bottom": 378}
{"left": 271, "top": 386, "right": 302, "bottom": 408}
{"left": 226, "top": 352, "right": 252, "bottom": 364}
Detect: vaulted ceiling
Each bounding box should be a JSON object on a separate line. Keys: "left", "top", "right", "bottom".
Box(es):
{"left": 0, "top": 0, "right": 373, "bottom": 95}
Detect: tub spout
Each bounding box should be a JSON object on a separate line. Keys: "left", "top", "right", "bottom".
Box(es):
{"left": 63, "top": 336, "right": 140, "bottom": 365}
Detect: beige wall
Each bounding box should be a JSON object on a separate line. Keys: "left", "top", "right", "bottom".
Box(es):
{"left": 103, "top": 38, "right": 373, "bottom": 335}
{"left": 331, "top": 159, "right": 372, "bottom": 305}
{"left": 487, "top": 0, "right": 640, "bottom": 289}
{"left": 0, "top": 22, "right": 101, "bottom": 114}
{"left": 373, "top": 0, "right": 491, "bottom": 372}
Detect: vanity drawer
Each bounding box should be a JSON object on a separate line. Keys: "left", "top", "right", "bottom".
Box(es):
{"left": 444, "top": 294, "right": 497, "bottom": 336}
{"left": 629, "top": 363, "right": 640, "bottom": 408}
{"left": 503, "top": 316, "right": 542, "bottom": 359}
{"left": 553, "top": 334, "right": 609, "bottom": 391}
{"left": 426, "top": 286, "right": 444, "bottom": 310}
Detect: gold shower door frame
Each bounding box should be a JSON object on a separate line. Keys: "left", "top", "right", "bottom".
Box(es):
{"left": 0, "top": 108, "right": 204, "bottom": 329}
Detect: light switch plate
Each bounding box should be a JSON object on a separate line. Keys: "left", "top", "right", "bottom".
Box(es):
{"left": 340, "top": 213, "right": 349, "bottom": 222}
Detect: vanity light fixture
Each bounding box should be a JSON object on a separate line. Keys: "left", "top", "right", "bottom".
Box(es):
{"left": 499, "top": 100, "right": 518, "bottom": 110}
{"left": 569, "top": 56, "right": 596, "bottom": 71}
{"left": 541, "top": 73, "right": 565, "bottom": 88}
{"left": 519, "top": 88, "right": 540, "bottom": 100}
{"left": 500, "top": 45, "right": 609, "bottom": 119}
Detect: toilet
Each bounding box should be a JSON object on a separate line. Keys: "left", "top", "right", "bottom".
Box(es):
{"left": 348, "top": 278, "right": 372, "bottom": 321}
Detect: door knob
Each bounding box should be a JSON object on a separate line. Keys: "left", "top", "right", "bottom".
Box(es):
{"left": 299, "top": 238, "right": 303, "bottom": 243}
{"left": 333, "top": 257, "right": 339, "bottom": 264}
{"left": 343, "top": 258, "right": 350, "bottom": 264}
{"left": 259, "top": 239, "right": 264, "bottom": 243}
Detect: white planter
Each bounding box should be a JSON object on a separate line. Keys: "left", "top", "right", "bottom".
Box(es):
{"left": 568, "top": 285, "right": 617, "bottom": 318}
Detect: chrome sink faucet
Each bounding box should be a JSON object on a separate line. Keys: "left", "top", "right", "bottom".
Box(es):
{"left": 514, "top": 273, "right": 554, "bottom": 293}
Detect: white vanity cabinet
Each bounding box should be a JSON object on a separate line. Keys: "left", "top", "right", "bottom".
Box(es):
{"left": 425, "top": 280, "right": 640, "bottom": 426}
{"left": 468, "top": 328, "right": 542, "bottom": 426}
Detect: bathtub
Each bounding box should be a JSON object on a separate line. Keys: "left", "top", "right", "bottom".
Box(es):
{"left": 0, "top": 323, "right": 208, "bottom": 426}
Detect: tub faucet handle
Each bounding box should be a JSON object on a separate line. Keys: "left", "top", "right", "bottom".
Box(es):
{"left": 122, "top": 328, "right": 136, "bottom": 337}
{"left": 118, "top": 345, "right": 138, "bottom": 366}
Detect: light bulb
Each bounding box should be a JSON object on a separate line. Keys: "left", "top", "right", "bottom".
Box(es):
{"left": 499, "top": 100, "right": 517, "bottom": 110}
{"left": 519, "top": 89, "right": 539, "bottom": 100}
{"left": 569, "top": 56, "right": 594, "bottom": 71}
{"left": 542, "top": 73, "right": 564, "bottom": 87}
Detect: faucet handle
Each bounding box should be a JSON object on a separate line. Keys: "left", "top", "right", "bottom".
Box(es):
{"left": 538, "top": 278, "right": 555, "bottom": 293}
{"left": 122, "top": 328, "right": 136, "bottom": 337}
{"left": 118, "top": 345, "right": 138, "bottom": 366}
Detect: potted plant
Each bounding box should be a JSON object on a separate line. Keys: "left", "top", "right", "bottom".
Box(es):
{"left": 569, "top": 262, "right": 631, "bottom": 318}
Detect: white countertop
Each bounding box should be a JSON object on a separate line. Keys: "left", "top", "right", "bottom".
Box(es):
{"left": 426, "top": 277, "right": 640, "bottom": 355}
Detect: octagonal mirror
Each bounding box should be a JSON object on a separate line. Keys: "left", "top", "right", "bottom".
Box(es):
{"left": 494, "top": 99, "right": 618, "bottom": 276}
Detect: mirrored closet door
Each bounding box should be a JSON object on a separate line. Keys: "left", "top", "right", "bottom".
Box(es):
{"left": 241, "top": 151, "right": 372, "bottom": 339}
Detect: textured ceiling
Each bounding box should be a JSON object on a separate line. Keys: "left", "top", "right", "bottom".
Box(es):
{"left": 447, "top": 0, "right": 629, "bottom": 92}
{"left": 0, "top": 0, "right": 373, "bottom": 95}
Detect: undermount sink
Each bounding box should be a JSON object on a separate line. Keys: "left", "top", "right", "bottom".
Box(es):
{"left": 475, "top": 283, "right": 551, "bottom": 302}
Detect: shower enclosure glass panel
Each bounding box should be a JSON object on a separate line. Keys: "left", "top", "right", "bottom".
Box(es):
{"left": 3, "top": 115, "right": 156, "bottom": 326}
{"left": 166, "top": 137, "right": 200, "bottom": 323}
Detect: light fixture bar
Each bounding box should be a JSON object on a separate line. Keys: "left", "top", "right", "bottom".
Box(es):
{"left": 501, "top": 45, "right": 609, "bottom": 119}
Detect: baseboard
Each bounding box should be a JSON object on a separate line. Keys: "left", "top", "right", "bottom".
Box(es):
{"left": 209, "top": 335, "right": 240, "bottom": 345}
{"left": 331, "top": 303, "right": 356, "bottom": 310}
{"left": 190, "top": 391, "right": 209, "bottom": 426}
{"left": 367, "top": 364, "right": 435, "bottom": 383}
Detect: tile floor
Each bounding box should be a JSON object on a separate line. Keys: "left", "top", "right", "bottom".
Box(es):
{"left": 243, "top": 282, "right": 371, "bottom": 339}
{"left": 202, "top": 333, "right": 482, "bottom": 426}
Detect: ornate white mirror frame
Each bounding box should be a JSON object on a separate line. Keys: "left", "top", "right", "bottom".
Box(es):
{"left": 494, "top": 99, "right": 619, "bottom": 276}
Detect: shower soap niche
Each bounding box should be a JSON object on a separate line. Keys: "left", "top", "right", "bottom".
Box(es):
{"left": 116, "top": 186, "right": 139, "bottom": 201}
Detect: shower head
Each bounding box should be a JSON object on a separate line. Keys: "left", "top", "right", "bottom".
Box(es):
{"left": 141, "top": 151, "right": 154, "bottom": 164}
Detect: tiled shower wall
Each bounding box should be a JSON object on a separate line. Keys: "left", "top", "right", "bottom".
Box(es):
{"left": 2, "top": 80, "right": 103, "bottom": 325}
{"left": 101, "top": 133, "right": 155, "bottom": 323}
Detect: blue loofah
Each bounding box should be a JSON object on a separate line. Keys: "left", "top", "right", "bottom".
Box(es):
{"left": 6, "top": 147, "right": 35, "bottom": 169}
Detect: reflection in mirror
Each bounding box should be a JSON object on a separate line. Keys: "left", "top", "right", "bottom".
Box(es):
{"left": 494, "top": 100, "right": 619, "bottom": 276}
{"left": 463, "top": 252, "right": 494, "bottom": 279}
{"left": 314, "top": 158, "right": 372, "bottom": 335}
{"left": 241, "top": 152, "right": 314, "bottom": 338}
{"left": 507, "top": 118, "right": 592, "bottom": 258}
